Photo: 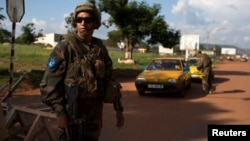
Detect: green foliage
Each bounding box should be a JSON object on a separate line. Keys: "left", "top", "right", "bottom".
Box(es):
{"left": 214, "top": 45, "right": 222, "bottom": 56}
{"left": 97, "top": 0, "right": 180, "bottom": 59}
{"left": 0, "top": 28, "right": 11, "bottom": 43}
{"left": 0, "top": 7, "right": 11, "bottom": 43}
{"left": 106, "top": 30, "right": 123, "bottom": 47}
{"left": 64, "top": 12, "right": 75, "bottom": 33}
{"left": 138, "top": 41, "right": 149, "bottom": 49}
{"left": 16, "top": 23, "right": 36, "bottom": 44}
{"left": 0, "top": 7, "right": 6, "bottom": 21}
{"left": 62, "top": 1, "right": 180, "bottom": 60}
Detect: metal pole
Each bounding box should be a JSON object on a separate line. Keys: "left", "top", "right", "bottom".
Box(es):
{"left": 7, "top": 8, "right": 17, "bottom": 111}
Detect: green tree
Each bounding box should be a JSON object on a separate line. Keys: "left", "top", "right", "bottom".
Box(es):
{"left": 0, "top": 7, "right": 5, "bottom": 24}
{"left": 0, "top": 7, "right": 11, "bottom": 43}
{"left": 97, "top": 0, "right": 180, "bottom": 59}
{"left": 0, "top": 28, "right": 11, "bottom": 43}
{"left": 214, "top": 45, "right": 221, "bottom": 56}
{"left": 106, "top": 29, "right": 123, "bottom": 47}
{"left": 64, "top": 12, "right": 75, "bottom": 33}
{"left": 36, "top": 29, "right": 44, "bottom": 38}
{"left": 16, "top": 23, "right": 36, "bottom": 44}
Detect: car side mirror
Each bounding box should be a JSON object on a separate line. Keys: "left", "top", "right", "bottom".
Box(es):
{"left": 141, "top": 65, "right": 147, "bottom": 70}
{"left": 183, "top": 66, "right": 189, "bottom": 71}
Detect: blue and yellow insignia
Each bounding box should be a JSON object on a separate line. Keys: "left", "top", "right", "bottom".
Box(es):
{"left": 48, "top": 57, "right": 57, "bottom": 69}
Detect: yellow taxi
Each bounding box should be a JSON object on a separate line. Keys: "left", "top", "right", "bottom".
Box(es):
{"left": 186, "top": 57, "right": 214, "bottom": 80}
{"left": 135, "top": 58, "right": 191, "bottom": 97}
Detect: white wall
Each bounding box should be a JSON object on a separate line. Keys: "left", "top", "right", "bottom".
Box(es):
{"left": 34, "top": 33, "right": 62, "bottom": 47}
{"left": 159, "top": 45, "right": 173, "bottom": 55}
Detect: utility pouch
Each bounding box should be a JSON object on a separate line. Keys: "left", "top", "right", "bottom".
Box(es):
{"left": 69, "top": 119, "right": 85, "bottom": 141}
{"left": 104, "top": 79, "right": 122, "bottom": 103}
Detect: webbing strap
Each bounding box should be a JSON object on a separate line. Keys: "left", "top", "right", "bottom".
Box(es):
{"left": 63, "top": 34, "right": 83, "bottom": 58}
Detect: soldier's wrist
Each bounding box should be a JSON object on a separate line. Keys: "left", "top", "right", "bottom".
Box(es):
{"left": 56, "top": 110, "right": 66, "bottom": 117}
{"left": 54, "top": 104, "right": 66, "bottom": 117}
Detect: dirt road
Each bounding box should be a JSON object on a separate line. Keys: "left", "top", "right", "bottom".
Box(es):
{"left": 100, "top": 61, "right": 250, "bottom": 141}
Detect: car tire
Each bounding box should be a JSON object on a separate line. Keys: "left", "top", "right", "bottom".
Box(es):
{"left": 138, "top": 90, "right": 145, "bottom": 95}
{"left": 177, "top": 89, "right": 185, "bottom": 97}
{"left": 177, "top": 84, "right": 185, "bottom": 97}
{"left": 186, "top": 81, "right": 191, "bottom": 89}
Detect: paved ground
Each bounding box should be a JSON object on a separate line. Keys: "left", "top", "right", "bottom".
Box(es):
{"left": 0, "top": 60, "right": 250, "bottom": 141}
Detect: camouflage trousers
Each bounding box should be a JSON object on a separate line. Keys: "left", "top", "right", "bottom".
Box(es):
{"left": 58, "top": 98, "right": 103, "bottom": 141}
{"left": 202, "top": 71, "right": 212, "bottom": 93}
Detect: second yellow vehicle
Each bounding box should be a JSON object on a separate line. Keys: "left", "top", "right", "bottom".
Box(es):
{"left": 186, "top": 57, "right": 214, "bottom": 80}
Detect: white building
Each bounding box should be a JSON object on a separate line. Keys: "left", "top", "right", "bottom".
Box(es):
{"left": 221, "top": 47, "right": 237, "bottom": 55}
{"left": 34, "top": 33, "right": 63, "bottom": 47}
{"left": 158, "top": 45, "right": 173, "bottom": 55}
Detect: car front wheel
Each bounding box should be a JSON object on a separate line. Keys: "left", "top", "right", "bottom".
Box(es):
{"left": 177, "top": 83, "right": 185, "bottom": 97}
{"left": 138, "top": 90, "right": 145, "bottom": 95}
{"left": 186, "top": 81, "right": 191, "bottom": 89}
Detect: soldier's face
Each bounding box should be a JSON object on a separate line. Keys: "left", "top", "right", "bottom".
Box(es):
{"left": 76, "top": 12, "right": 95, "bottom": 36}
{"left": 196, "top": 52, "right": 201, "bottom": 57}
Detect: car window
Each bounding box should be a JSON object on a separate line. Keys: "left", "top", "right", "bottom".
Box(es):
{"left": 162, "top": 60, "right": 180, "bottom": 70}
{"left": 187, "top": 59, "right": 197, "bottom": 66}
{"left": 147, "top": 60, "right": 163, "bottom": 70}
{"left": 147, "top": 59, "right": 182, "bottom": 70}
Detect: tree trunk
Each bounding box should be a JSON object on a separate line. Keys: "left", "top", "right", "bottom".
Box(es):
{"left": 124, "top": 36, "right": 133, "bottom": 59}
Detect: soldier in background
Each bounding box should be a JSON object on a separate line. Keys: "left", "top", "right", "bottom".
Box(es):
{"left": 196, "top": 50, "right": 213, "bottom": 94}
{"left": 40, "top": 2, "right": 124, "bottom": 141}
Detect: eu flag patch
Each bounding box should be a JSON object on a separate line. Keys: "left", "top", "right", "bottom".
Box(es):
{"left": 48, "top": 57, "right": 57, "bottom": 69}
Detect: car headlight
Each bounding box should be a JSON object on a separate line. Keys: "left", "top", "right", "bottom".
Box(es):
{"left": 136, "top": 78, "right": 146, "bottom": 82}
{"left": 167, "top": 78, "right": 176, "bottom": 83}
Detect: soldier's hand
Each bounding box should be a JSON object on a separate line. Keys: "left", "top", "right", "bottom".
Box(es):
{"left": 95, "top": 59, "right": 105, "bottom": 78}
{"left": 116, "top": 111, "right": 124, "bottom": 129}
{"left": 57, "top": 114, "right": 70, "bottom": 140}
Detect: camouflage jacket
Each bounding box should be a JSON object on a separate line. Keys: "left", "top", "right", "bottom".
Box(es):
{"left": 40, "top": 33, "right": 113, "bottom": 116}
{"left": 197, "top": 53, "right": 212, "bottom": 73}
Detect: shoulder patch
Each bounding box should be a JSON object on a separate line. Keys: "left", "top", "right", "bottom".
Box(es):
{"left": 47, "top": 57, "right": 57, "bottom": 69}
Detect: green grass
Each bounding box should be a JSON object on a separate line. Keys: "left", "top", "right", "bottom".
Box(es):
{"left": 109, "top": 50, "right": 159, "bottom": 69}
{"left": 0, "top": 44, "right": 161, "bottom": 88}
{"left": 0, "top": 44, "right": 52, "bottom": 71}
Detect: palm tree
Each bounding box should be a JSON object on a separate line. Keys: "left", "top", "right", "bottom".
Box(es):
{"left": 0, "top": 7, "right": 6, "bottom": 25}
{"left": 0, "top": 8, "right": 5, "bottom": 19}
{"left": 0, "top": 7, "right": 10, "bottom": 43}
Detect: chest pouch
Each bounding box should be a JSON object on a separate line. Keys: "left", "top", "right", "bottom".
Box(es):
{"left": 77, "top": 55, "right": 97, "bottom": 98}
{"left": 63, "top": 34, "right": 106, "bottom": 99}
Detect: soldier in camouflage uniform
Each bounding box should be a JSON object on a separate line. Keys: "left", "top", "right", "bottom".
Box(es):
{"left": 197, "top": 50, "right": 213, "bottom": 94}
{"left": 40, "top": 2, "right": 124, "bottom": 141}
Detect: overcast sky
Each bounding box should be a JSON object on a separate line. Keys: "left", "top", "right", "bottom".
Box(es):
{"left": 1, "top": 0, "right": 250, "bottom": 49}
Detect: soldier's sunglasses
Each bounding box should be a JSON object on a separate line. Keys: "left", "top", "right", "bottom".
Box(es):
{"left": 75, "top": 17, "right": 94, "bottom": 23}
